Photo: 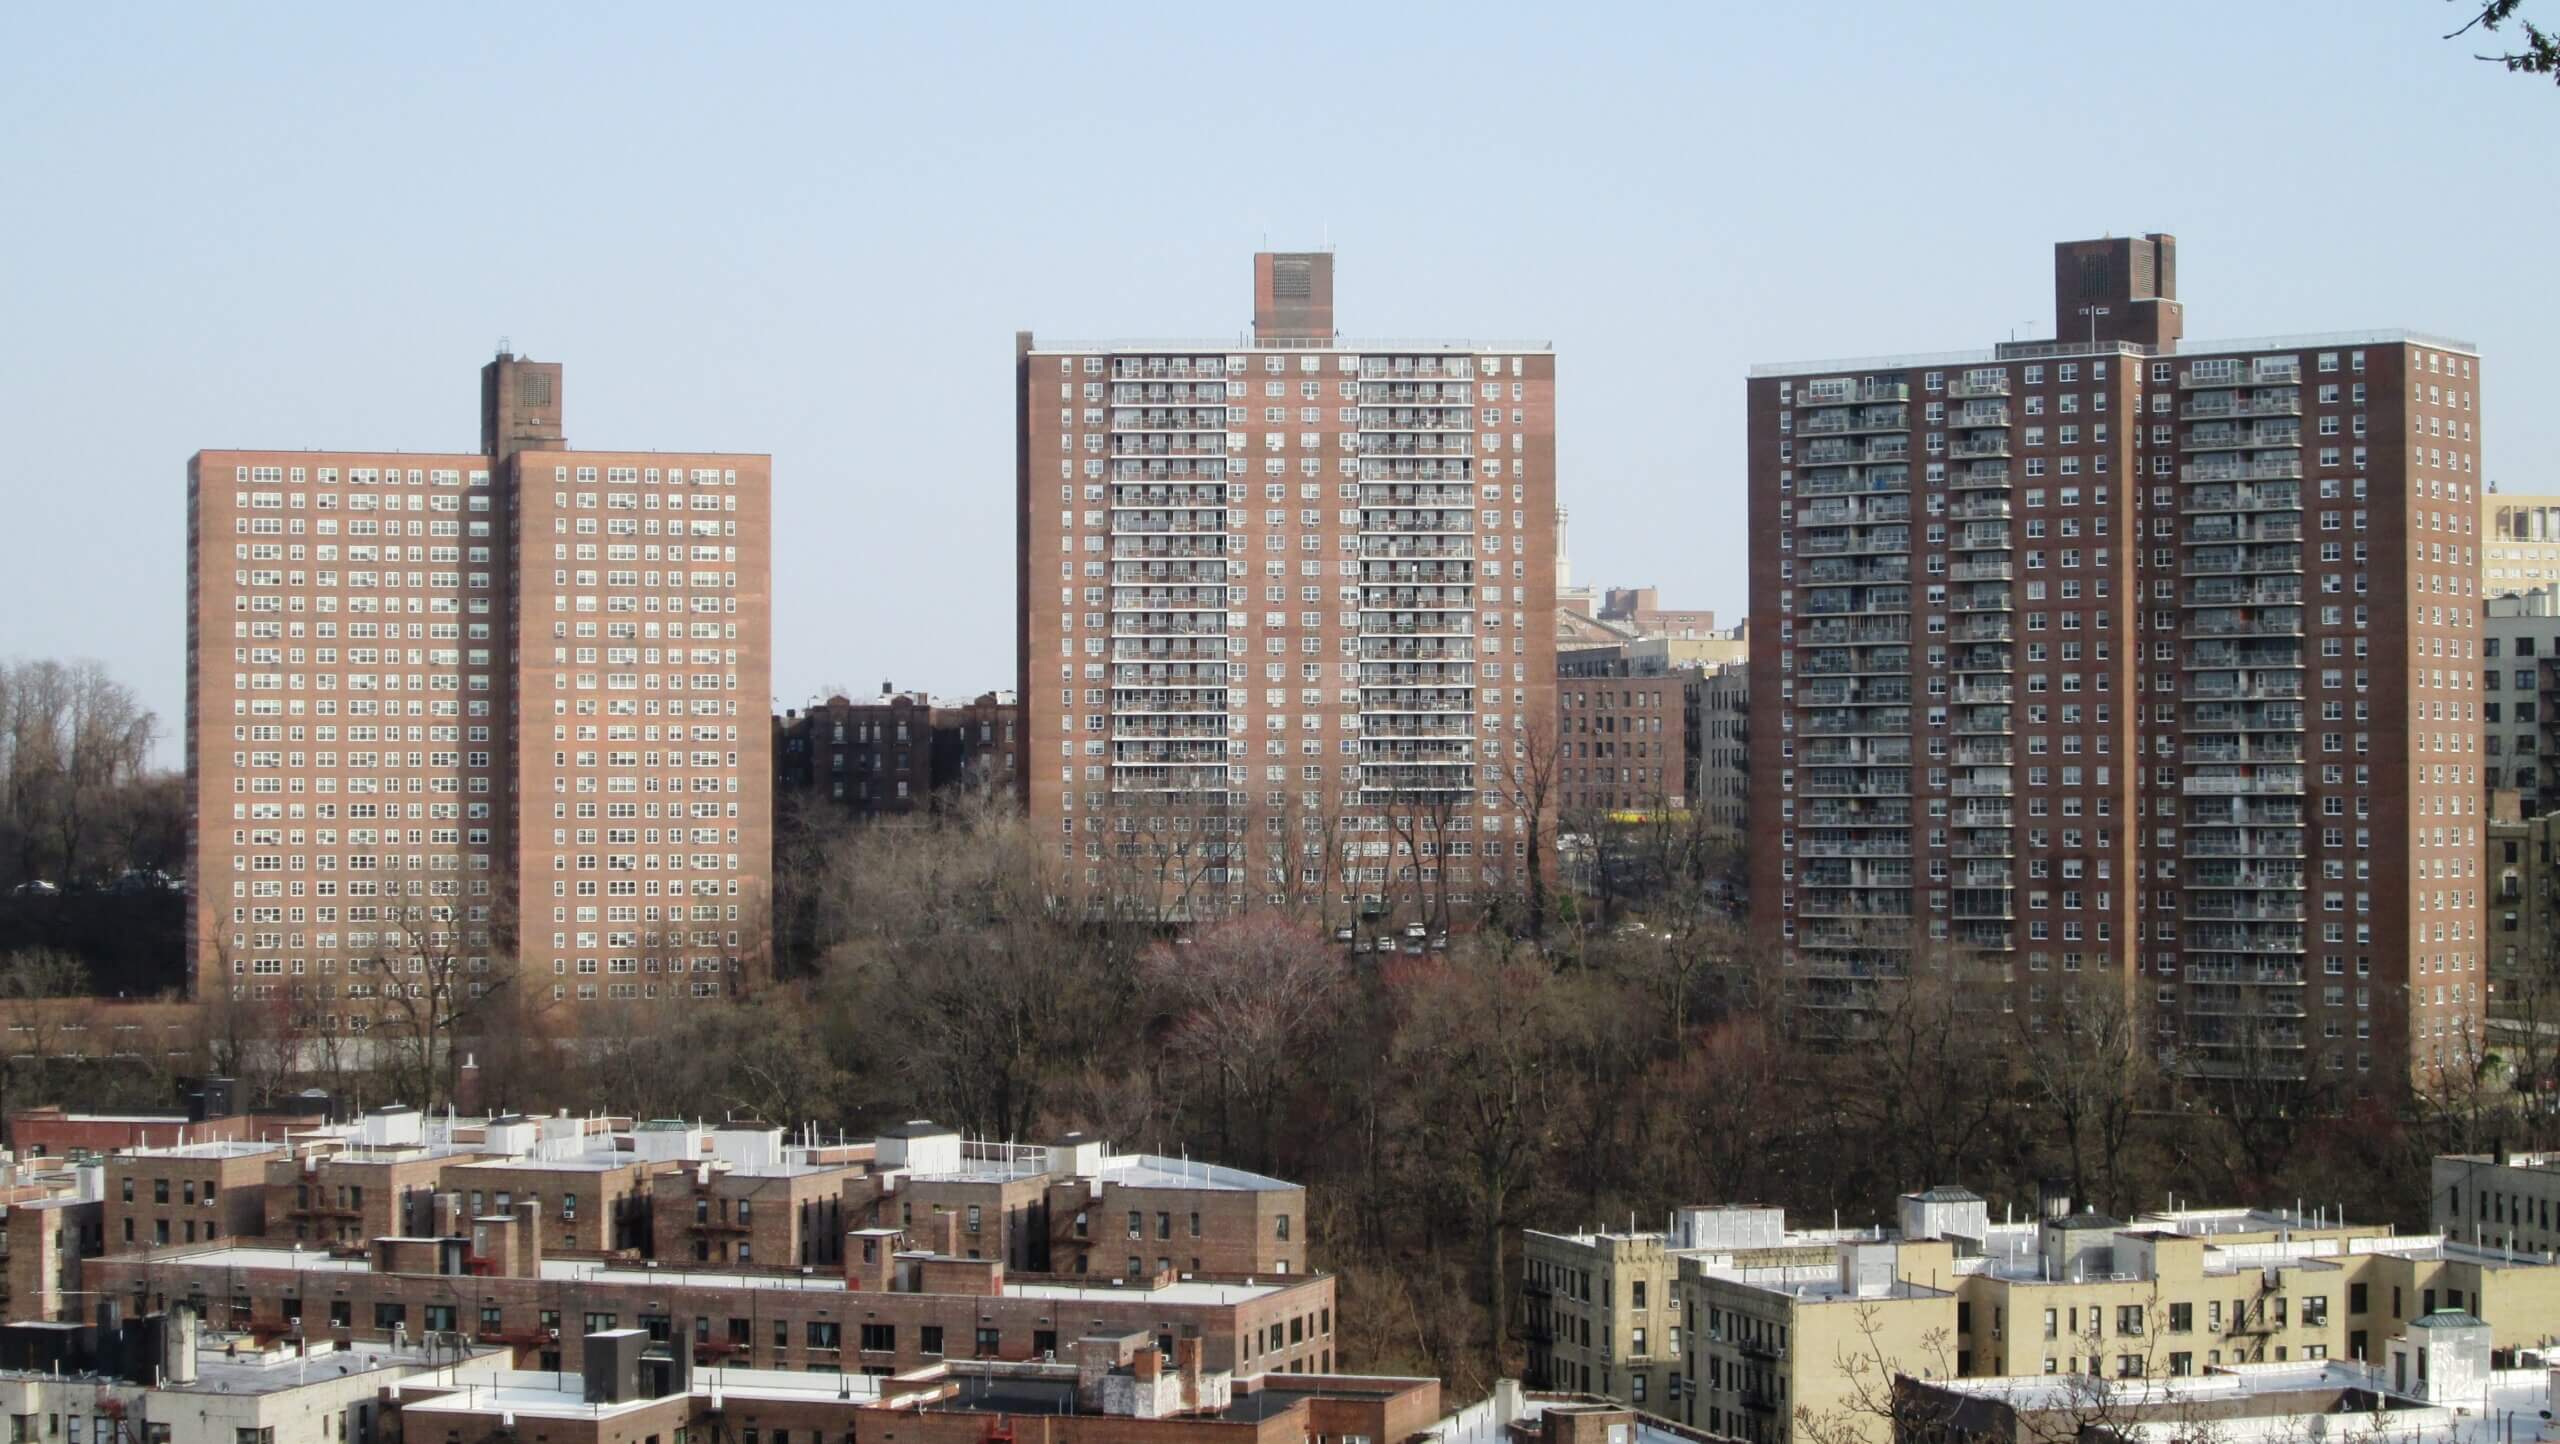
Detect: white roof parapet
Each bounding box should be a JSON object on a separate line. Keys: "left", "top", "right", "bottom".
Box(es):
{"left": 1750, "top": 328, "right": 2477, "bottom": 380}
{"left": 1028, "top": 337, "right": 1555, "bottom": 354}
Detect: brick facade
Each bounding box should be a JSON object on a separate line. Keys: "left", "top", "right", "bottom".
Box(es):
{"left": 186, "top": 353, "right": 773, "bottom": 1023}
{"left": 1016, "top": 251, "right": 1558, "bottom": 925}
{"left": 1747, "top": 233, "right": 2485, "bottom": 1089}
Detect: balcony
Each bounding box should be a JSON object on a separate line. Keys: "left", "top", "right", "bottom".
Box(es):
{"left": 1358, "top": 408, "right": 1472, "bottom": 432}
{"left": 2181, "top": 393, "right": 2302, "bottom": 421}
{"left": 1362, "top": 692, "right": 1475, "bottom": 715}
{"left": 1109, "top": 380, "right": 1228, "bottom": 404}
{"left": 2184, "top": 578, "right": 2302, "bottom": 608}
{"left": 1797, "top": 381, "right": 1911, "bottom": 406}
{"left": 2183, "top": 612, "right": 2304, "bottom": 640}
{"left": 1359, "top": 437, "right": 1475, "bottom": 459}
{"left": 1111, "top": 539, "right": 1228, "bottom": 561}
{"left": 2184, "top": 518, "right": 2303, "bottom": 545}
{"left": 2183, "top": 546, "right": 2303, "bottom": 576}
{"left": 1951, "top": 405, "right": 2013, "bottom": 428}
{"left": 1362, "top": 484, "right": 1473, "bottom": 508}
{"left": 2182, "top": 772, "right": 2304, "bottom": 796}
{"left": 1950, "top": 437, "right": 2011, "bottom": 460}
{"left": 1946, "top": 376, "right": 2010, "bottom": 399}
{"left": 1111, "top": 492, "right": 1227, "bottom": 515}
{"left": 2184, "top": 899, "right": 2308, "bottom": 923}
{"left": 2182, "top": 484, "right": 2302, "bottom": 516}
{"left": 1359, "top": 533, "right": 1474, "bottom": 558}
{"left": 2184, "top": 740, "right": 2304, "bottom": 765}
{"left": 2183, "top": 457, "right": 2305, "bottom": 484}
{"left": 1109, "top": 437, "right": 1229, "bottom": 459}
{"left": 1796, "top": 469, "right": 1911, "bottom": 498}
{"left": 1950, "top": 497, "right": 2011, "bottom": 521}
{"left": 1802, "top": 618, "right": 1911, "bottom": 645}
{"left": 1801, "top": 439, "right": 1912, "bottom": 467}
{"left": 1110, "top": 620, "right": 1228, "bottom": 639}
{"left": 2180, "top": 361, "right": 2301, "bottom": 388}
{"left": 2181, "top": 425, "right": 2302, "bottom": 453}
{"left": 2185, "top": 677, "right": 2304, "bottom": 702}
{"left": 1796, "top": 407, "right": 1910, "bottom": 436}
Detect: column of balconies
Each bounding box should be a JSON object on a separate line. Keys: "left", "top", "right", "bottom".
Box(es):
{"left": 1108, "top": 360, "right": 1234, "bottom": 798}
{"left": 1790, "top": 379, "right": 1917, "bottom": 968}
{"left": 2174, "top": 359, "right": 2310, "bottom": 1009}
{"left": 1359, "top": 358, "right": 1480, "bottom": 801}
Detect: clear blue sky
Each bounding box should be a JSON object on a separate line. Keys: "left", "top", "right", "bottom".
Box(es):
{"left": 2, "top": 3, "right": 2552, "bottom": 760}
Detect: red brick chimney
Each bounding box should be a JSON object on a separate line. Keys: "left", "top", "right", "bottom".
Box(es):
{"left": 1132, "top": 1346, "right": 1161, "bottom": 1382}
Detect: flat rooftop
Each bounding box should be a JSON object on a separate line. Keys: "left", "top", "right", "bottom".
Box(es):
{"left": 1095, "top": 1155, "right": 1296, "bottom": 1194}
{"left": 450, "top": 1151, "right": 640, "bottom": 1173}
{"left": 0, "top": 1337, "right": 502, "bottom": 1396}
{"left": 399, "top": 1366, "right": 884, "bottom": 1422}
{"left": 1748, "top": 329, "right": 2477, "bottom": 380}
{"left": 163, "top": 1248, "right": 1294, "bottom": 1305}
{"left": 117, "top": 1140, "right": 284, "bottom": 1161}
{"left": 1027, "top": 338, "right": 1553, "bottom": 356}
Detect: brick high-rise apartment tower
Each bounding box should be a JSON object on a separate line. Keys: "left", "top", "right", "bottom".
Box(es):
{"left": 1747, "top": 234, "right": 2485, "bottom": 1090}
{"left": 1015, "top": 253, "right": 1556, "bottom": 920}
{"left": 188, "top": 355, "right": 772, "bottom": 1027}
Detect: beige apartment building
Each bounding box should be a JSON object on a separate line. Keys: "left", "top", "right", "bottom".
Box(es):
{"left": 1529, "top": 1186, "right": 2560, "bottom": 1444}
{"left": 1014, "top": 251, "right": 1558, "bottom": 925}
{"left": 2485, "top": 487, "right": 2560, "bottom": 595}
{"left": 1523, "top": 1226, "right": 1687, "bottom": 1409}
{"left": 187, "top": 351, "right": 772, "bottom": 1025}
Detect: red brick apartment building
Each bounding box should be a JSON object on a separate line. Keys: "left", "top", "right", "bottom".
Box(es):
{"left": 1748, "top": 233, "right": 2484, "bottom": 1089}
{"left": 1015, "top": 252, "right": 1558, "bottom": 921}
{"left": 774, "top": 687, "right": 1019, "bottom": 816}
{"left": 1556, "top": 651, "right": 1696, "bottom": 816}
{"left": 187, "top": 352, "right": 773, "bottom": 1024}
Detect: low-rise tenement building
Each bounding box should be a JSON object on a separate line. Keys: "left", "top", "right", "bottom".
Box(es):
{"left": 88, "top": 1214, "right": 1338, "bottom": 1381}
{"left": 1698, "top": 664, "right": 1748, "bottom": 839}
{"left": 387, "top": 1329, "right": 1427, "bottom": 1444}
{"left": 263, "top": 1105, "right": 487, "bottom": 1246}
{"left": 103, "top": 1138, "right": 280, "bottom": 1250}
{"left": 1531, "top": 1183, "right": 2560, "bottom": 1444}
{"left": 1427, "top": 1384, "right": 1737, "bottom": 1444}
{"left": 848, "top": 1124, "right": 1306, "bottom": 1279}
{"left": 2428, "top": 1150, "right": 2560, "bottom": 1255}
{"left": 774, "top": 687, "right": 1018, "bottom": 818}
{"left": 1556, "top": 659, "right": 1693, "bottom": 817}
{"left": 1894, "top": 1314, "right": 2534, "bottom": 1444}
{"left": 650, "top": 1120, "right": 864, "bottom": 1269}
{"left": 0, "top": 1309, "right": 509, "bottom": 1444}
{"left": 1523, "top": 1225, "right": 1686, "bottom": 1408}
